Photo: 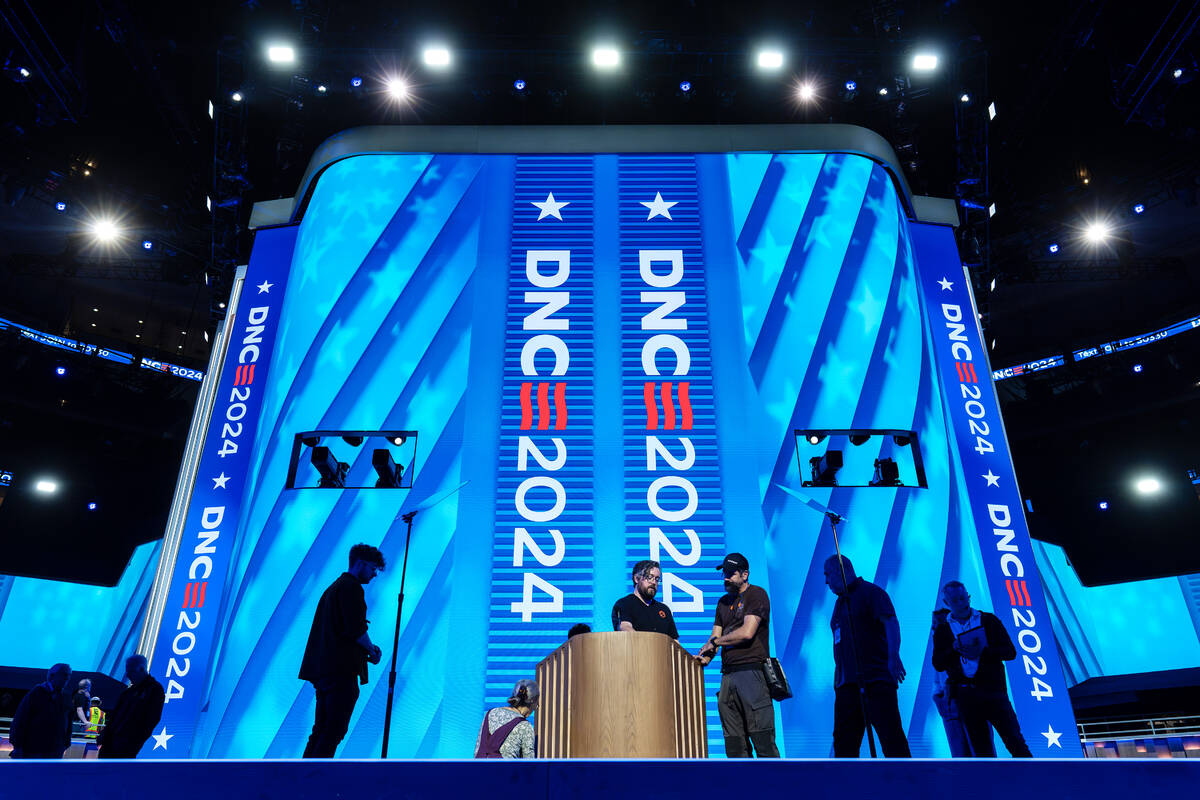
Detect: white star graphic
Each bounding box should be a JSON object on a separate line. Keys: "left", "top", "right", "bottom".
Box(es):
{"left": 531, "top": 192, "right": 569, "bottom": 221}
{"left": 257, "top": 280, "right": 274, "bottom": 294}
{"left": 640, "top": 191, "right": 678, "bottom": 220}
{"left": 937, "top": 277, "right": 954, "bottom": 291}
{"left": 982, "top": 470, "right": 1000, "bottom": 487}
{"left": 212, "top": 473, "right": 230, "bottom": 489}
{"left": 152, "top": 727, "right": 173, "bottom": 750}
{"left": 1042, "top": 725, "right": 1063, "bottom": 748}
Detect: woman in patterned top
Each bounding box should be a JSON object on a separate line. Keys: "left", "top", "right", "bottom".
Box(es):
{"left": 474, "top": 679, "right": 538, "bottom": 758}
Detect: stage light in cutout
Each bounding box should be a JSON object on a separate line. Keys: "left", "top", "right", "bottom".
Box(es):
{"left": 679, "top": 80, "right": 691, "bottom": 93}
{"left": 35, "top": 480, "right": 58, "bottom": 494}
{"left": 372, "top": 449, "right": 405, "bottom": 488}
{"left": 1132, "top": 363, "right": 1144, "bottom": 373}
{"left": 1048, "top": 242, "right": 1060, "bottom": 254}
{"left": 423, "top": 46, "right": 451, "bottom": 68}
{"left": 960, "top": 93, "right": 971, "bottom": 103}
{"left": 807, "top": 433, "right": 826, "bottom": 446}
{"left": 796, "top": 82, "right": 816, "bottom": 102}
{"left": 592, "top": 46, "right": 620, "bottom": 69}
{"left": 390, "top": 435, "right": 408, "bottom": 446}
{"left": 231, "top": 91, "right": 243, "bottom": 102}
{"left": 89, "top": 218, "right": 121, "bottom": 243}
{"left": 756, "top": 49, "right": 784, "bottom": 70}
{"left": 878, "top": 87, "right": 888, "bottom": 96}
{"left": 1084, "top": 220, "right": 1112, "bottom": 244}
{"left": 386, "top": 77, "right": 410, "bottom": 101}
{"left": 1098, "top": 501, "right": 1108, "bottom": 510}
{"left": 266, "top": 44, "right": 295, "bottom": 64}
{"left": 514, "top": 79, "right": 526, "bottom": 91}
{"left": 55, "top": 366, "right": 66, "bottom": 376}
{"left": 912, "top": 53, "right": 938, "bottom": 71}
{"left": 1133, "top": 203, "right": 1145, "bottom": 215}
{"left": 1134, "top": 476, "right": 1162, "bottom": 495}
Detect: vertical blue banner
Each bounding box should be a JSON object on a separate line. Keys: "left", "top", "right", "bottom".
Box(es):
{"left": 911, "top": 222, "right": 1082, "bottom": 756}
{"left": 618, "top": 155, "right": 727, "bottom": 750}
{"left": 142, "top": 226, "right": 296, "bottom": 757}
{"left": 484, "top": 157, "right": 597, "bottom": 706}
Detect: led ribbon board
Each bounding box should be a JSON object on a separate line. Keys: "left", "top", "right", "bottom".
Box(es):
{"left": 140, "top": 135, "right": 1081, "bottom": 759}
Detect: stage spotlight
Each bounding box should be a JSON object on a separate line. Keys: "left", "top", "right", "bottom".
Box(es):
{"left": 805, "top": 450, "right": 843, "bottom": 488}
{"left": 423, "top": 46, "right": 451, "bottom": 68}
{"left": 317, "top": 84, "right": 327, "bottom": 93}
{"left": 231, "top": 91, "right": 243, "bottom": 102}
{"left": 1132, "top": 363, "right": 1144, "bottom": 373}
{"left": 892, "top": 434, "right": 912, "bottom": 447}
{"left": 35, "top": 479, "right": 58, "bottom": 494}
{"left": 514, "top": 79, "right": 526, "bottom": 91}
{"left": 142, "top": 240, "right": 153, "bottom": 250}
{"left": 988, "top": 203, "right": 997, "bottom": 217}
{"left": 878, "top": 87, "right": 889, "bottom": 96}
{"left": 342, "top": 435, "right": 364, "bottom": 447}
{"left": 1098, "top": 501, "right": 1109, "bottom": 510}
{"left": 1134, "top": 476, "right": 1162, "bottom": 495}
{"left": 988, "top": 101, "right": 997, "bottom": 120}
{"left": 389, "top": 434, "right": 407, "bottom": 447}
{"left": 870, "top": 457, "right": 901, "bottom": 487}
{"left": 912, "top": 53, "right": 938, "bottom": 71}
{"left": 592, "top": 46, "right": 620, "bottom": 69}
{"left": 386, "top": 77, "right": 410, "bottom": 101}
{"left": 1132, "top": 203, "right": 1145, "bottom": 215}
{"left": 849, "top": 434, "right": 871, "bottom": 446}
{"left": 1083, "top": 220, "right": 1112, "bottom": 244}
{"left": 301, "top": 435, "right": 322, "bottom": 447}
{"left": 796, "top": 81, "right": 817, "bottom": 102}
{"left": 807, "top": 433, "right": 826, "bottom": 446}
{"left": 845, "top": 80, "right": 857, "bottom": 91}
{"left": 267, "top": 44, "right": 296, "bottom": 64}
{"left": 989, "top": 277, "right": 997, "bottom": 292}
{"left": 679, "top": 80, "right": 692, "bottom": 93}
{"left": 351, "top": 77, "right": 363, "bottom": 88}
{"left": 19, "top": 67, "right": 31, "bottom": 78}
{"left": 88, "top": 502, "right": 97, "bottom": 511}
{"left": 89, "top": 218, "right": 121, "bottom": 244}
{"left": 756, "top": 49, "right": 784, "bottom": 70}
{"left": 56, "top": 201, "right": 67, "bottom": 212}
{"left": 55, "top": 366, "right": 66, "bottom": 376}
{"left": 1174, "top": 68, "right": 1184, "bottom": 79}
{"left": 311, "top": 446, "right": 348, "bottom": 489}
{"left": 218, "top": 302, "right": 226, "bottom": 309}
{"left": 1048, "top": 242, "right": 1060, "bottom": 254}
{"left": 372, "top": 449, "right": 405, "bottom": 488}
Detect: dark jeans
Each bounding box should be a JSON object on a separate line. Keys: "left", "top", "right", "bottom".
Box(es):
{"left": 955, "top": 685, "right": 1032, "bottom": 758}
{"left": 303, "top": 676, "right": 360, "bottom": 758}
{"left": 834, "top": 682, "right": 911, "bottom": 757}
{"left": 717, "top": 667, "right": 780, "bottom": 758}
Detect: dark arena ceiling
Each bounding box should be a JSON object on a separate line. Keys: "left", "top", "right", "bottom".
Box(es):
{"left": 1, "top": 0, "right": 1198, "bottom": 585}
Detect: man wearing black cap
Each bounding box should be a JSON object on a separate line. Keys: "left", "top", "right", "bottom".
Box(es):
{"left": 695, "top": 552, "right": 779, "bottom": 758}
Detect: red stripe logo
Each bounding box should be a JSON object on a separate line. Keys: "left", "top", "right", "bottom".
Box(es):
{"left": 519, "top": 382, "right": 567, "bottom": 430}
{"left": 644, "top": 382, "right": 693, "bottom": 430}
{"left": 183, "top": 581, "right": 208, "bottom": 609}
{"left": 233, "top": 364, "right": 256, "bottom": 386}
{"left": 956, "top": 361, "right": 977, "bottom": 384}
{"left": 1006, "top": 579, "right": 1031, "bottom": 607}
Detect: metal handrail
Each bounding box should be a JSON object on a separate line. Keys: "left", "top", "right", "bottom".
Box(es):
{"left": 1077, "top": 714, "right": 1200, "bottom": 743}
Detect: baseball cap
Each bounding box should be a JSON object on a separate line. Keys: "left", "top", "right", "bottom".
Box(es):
{"left": 716, "top": 553, "right": 749, "bottom": 576}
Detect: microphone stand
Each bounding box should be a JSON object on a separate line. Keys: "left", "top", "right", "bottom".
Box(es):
{"left": 380, "top": 510, "right": 416, "bottom": 760}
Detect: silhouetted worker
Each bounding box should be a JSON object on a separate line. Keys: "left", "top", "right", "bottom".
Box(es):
{"left": 72, "top": 678, "right": 92, "bottom": 731}
{"left": 824, "top": 555, "right": 911, "bottom": 757}
{"left": 9, "top": 663, "right": 72, "bottom": 758}
{"left": 611, "top": 560, "right": 679, "bottom": 639}
{"left": 98, "top": 654, "right": 165, "bottom": 758}
{"left": 696, "top": 553, "right": 780, "bottom": 758}
{"left": 930, "top": 608, "right": 974, "bottom": 756}
{"left": 932, "top": 581, "right": 1032, "bottom": 757}
{"left": 300, "top": 543, "right": 386, "bottom": 758}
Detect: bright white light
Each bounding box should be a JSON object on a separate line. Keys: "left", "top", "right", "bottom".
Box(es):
{"left": 423, "top": 46, "right": 451, "bottom": 68}
{"left": 796, "top": 82, "right": 816, "bottom": 102}
{"left": 317, "top": 84, "right": 327, "bottom": 93}
{"left": 960, "top": 93, "right": 971, "bottom": 103}
{"left": 207, "top": 100, "right": 214, "bottom": 119}
{"left": 592, "top": 46, "right": 620, "bottom": 69}
{"left": 89, "top": 218, "right": 120, "bottom": 243}
{"left": 231, "top": 91, "right": 243, "bottom": 102}
{"left": 1084, "top": 221, "right": 1112, "bottom": 244}
{"left": 756, "top": 50, "right": 784, "bottom": 70}
{"left": 35, "top": 480, "right": 58, "bottom": 494}
{"left": 267, "top": 45, "right": 295, "bottom": 64}
{"left": 988, "top": 101, "right": 997, "bottom": 120}
{"left": 1134, "top": 476, "right": 1162, "bottom": 495}
{"left": 988, "top": 203, "right": 997, "bottom": 217}
{"left": 878, "top": 87, "right": 889, "bottom": 96}
{"left": 1174, "top": 68, "right": 1184, "bottom": 79}
{"left": 19, "top": 67, "right": 31, "bottom": 78}
{"left": 386, "top": 77, "right": 410, "bottom": 101}
{"left": 206, "top": 195, "right": 212, "bottom": 212}
{"left": 912, "top": 53, "right": 938, "bottom": 71}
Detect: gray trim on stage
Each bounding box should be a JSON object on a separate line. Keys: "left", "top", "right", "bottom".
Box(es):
{"left": 249, "top": 124, "right": 958, "bottom": 229}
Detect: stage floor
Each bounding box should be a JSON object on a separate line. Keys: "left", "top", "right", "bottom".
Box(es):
{"left": 3, "top": 758, "right": 1199, "bottom": 799}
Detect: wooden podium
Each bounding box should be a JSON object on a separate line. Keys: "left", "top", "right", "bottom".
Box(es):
{"left": 534, "top": 630, "right": 708, "bottom": 758}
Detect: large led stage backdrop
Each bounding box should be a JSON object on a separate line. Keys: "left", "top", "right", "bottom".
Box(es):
{"left": 137, "top": 126, "right": 1084, "bottom": 758}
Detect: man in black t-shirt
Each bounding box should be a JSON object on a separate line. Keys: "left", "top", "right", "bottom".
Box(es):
{"left": 299, "top": 543, "right": 386, "bottom": 758}
{"left": 72, "top": 679, "right": 92, "bottom": 731}
{"left": 695, "top": 553, "right": 779, "bottom": 758}
{"left": 611, "top": 560, "right": 679, "bottom": 639}
{"left": 824, "top": 554, "right": 911, "bottom": 757}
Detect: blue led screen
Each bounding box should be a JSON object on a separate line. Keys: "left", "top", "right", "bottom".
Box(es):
{"left": 144, "top": 150, "right": 1087, "bottom": 759}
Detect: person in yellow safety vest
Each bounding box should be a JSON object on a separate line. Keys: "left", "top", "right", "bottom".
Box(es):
{"left": 85, "top": 697, "right": 105, "bottom": 738}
